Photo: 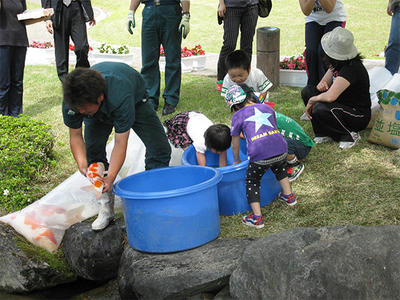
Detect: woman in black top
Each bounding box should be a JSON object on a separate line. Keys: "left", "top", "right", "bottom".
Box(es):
{"left": 301, "top": 27, "right": 371, "bottom": 149}
{"left": 0, "top": 0, "right": 29, "bottom": 116}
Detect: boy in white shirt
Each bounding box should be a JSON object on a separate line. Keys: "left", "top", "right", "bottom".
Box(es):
{"left": 221, "top": 50, "right": 273, "bottom": 100}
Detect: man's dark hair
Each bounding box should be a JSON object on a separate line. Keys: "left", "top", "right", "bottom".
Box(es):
{"left": 204, "top": 124, "right": 232, "bottom": 152}
{"left": 225, "top": 50, "right": 251, "bottom": 72}
{"left": 63, "top": 68, "right": 106, "bottom": 110}
{"left": 323, "top": 53, "right": 364, "bottom": 73}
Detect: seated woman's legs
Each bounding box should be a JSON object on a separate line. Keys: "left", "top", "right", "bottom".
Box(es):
{"left": 312, "top": 102, "right": 369, "bottom": 142}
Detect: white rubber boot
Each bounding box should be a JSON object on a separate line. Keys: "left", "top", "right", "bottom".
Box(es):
{"left": 92, "top": 191, "right": 115, "bottom": 231}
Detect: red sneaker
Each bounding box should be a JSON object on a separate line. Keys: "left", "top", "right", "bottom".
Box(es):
{"left": 216, "top": 80, "right": 223, "bottom": 92}
{"left": 241, "top": 214, "right": 264, "bottom": 229}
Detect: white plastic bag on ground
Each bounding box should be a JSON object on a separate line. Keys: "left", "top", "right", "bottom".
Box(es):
{"left": 0, "top": 129, "right": 183, "bottom": 252}
{"left": 383, "top": 73, "right": 400, "bottom": 92}
{"left": 368, "top": 66, "right": 393, "bottom": 93}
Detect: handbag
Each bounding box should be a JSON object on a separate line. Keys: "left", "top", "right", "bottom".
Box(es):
{"left": 258, "top": 0, "right": 272, "bottom": 18}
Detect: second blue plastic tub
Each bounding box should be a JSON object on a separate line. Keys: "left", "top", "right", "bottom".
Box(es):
{"left": 181, "top": 140, "right": 282, "bottom": 215}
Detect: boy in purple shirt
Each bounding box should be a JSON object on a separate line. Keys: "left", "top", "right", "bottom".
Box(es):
{"left": 226, "top": 84, "right": 297, "bottom": 229}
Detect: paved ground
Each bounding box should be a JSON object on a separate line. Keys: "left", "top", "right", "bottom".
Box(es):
{"left": 25, "top": 5, "right": 385, "bottom": 78}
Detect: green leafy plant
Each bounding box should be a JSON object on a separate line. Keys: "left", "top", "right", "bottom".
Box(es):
{"left": 0, "top": 115, "right": 55, "bottom": 211}
{"left": 98, "top": 43, "right": 130, "bottom": 54}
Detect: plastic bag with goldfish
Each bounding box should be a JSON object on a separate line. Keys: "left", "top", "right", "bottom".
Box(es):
{"left": 0, "top": 129, "right": 183, "bottom": 252}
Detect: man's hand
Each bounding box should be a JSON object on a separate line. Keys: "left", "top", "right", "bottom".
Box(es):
{"left": 45, "top": 20, "right": 53, "bottom": 34}
{"left": 102, "top": 174, "right": 115, "bottom": 193}
{"left": 127, "top": 10, "right": 135, "bottom": 34}
{"left": 78, "top": 165, "right": 88, "bottom": 177}
{"left": 89, "top": 18, "right": 96, "bottom": 26}
{"left": 179, "top": 13, "right": 190, "bottom": 39}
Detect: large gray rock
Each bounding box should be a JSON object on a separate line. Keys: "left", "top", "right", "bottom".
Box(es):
{"left": 0, "top": 222, "right": 75, "bottom": 293}
{"left": 62, "top": 219, "right": 126, "bottom": 281}
{"left": 70, "top": 279, "right": 121, "bottom": 300}
{"left": 230, "top": 225, "right": 400, "bottom": 299}
{"left": 118, "top": 238, "right": 255, "bottom": 300}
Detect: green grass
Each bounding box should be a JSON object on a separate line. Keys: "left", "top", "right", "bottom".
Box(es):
{"left": 11, "top": 1, "right": 399, "bottom": 240}
{"left": 85, "top": 0, "right": 390, "bottom": 58}
{"left": 14, "top": 233, "right": 76, "bottom": 280}
{"left": 17, "top": 66, "right": 400, "bottom": 239}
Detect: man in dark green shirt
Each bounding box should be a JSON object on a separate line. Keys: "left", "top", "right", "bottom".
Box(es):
{"left": 62, "top": 62, "right": 171, "bottom": 230}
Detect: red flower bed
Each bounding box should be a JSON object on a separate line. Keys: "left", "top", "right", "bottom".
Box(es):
{"left": 160, "top": 45, "right": 206, "bottom": 58}
{"left": 280, "top": 55, "right": 306, "bottom": 70}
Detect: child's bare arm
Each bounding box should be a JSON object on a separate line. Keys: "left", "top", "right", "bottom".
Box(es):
{"left": 219, "top": 150, "right": 228, "bottom": 167}
{"left": 196, "top": 151, "right": 206, "bottom": 166}
{"left": 231, "top": 136, "right": 241, "bottom": 164}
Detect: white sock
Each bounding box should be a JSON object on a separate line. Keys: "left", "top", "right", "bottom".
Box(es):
{"left": 288, "top": 157, "right": 298, "bottom": 165}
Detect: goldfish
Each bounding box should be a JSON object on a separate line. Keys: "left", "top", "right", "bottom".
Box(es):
{"left": 24, "top": 212, "right": 42, "bottom": 230}
{"left": 35, "top": 228, "right": 58, "bottom": 252}
{"left": 86, "top": 162, "right": 105, "bottom": 199}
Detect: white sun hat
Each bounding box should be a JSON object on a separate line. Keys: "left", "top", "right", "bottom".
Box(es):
{"left": 321, "top": 27, "right": 358, "bottom": 61}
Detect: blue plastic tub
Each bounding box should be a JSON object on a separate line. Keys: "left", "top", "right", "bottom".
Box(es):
{"left": 113, "top": 166, "right": 222, "bottom": 253}
{"left": 181, "top": 140, "right": 281, "bottom": 215}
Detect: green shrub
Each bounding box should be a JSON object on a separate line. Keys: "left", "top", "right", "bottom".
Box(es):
{"left": 0, "top": 115, "right": 55, "bottom": 211}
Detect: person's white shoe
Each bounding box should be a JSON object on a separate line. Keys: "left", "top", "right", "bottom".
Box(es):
{"left": 339, "top": 132, "right": 360, "bottom": 149}
{"left": 314, "top": 136, "right": 333, "bottom": 144}
{"left": 92, "top": 191, "right": 115, "bottom": 231}
{"left": 300, "top": 112, "right": 310, "bottom": 121}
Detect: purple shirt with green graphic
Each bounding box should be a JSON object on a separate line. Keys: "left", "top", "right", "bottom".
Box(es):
{"left": 231, "top": 104, "right": 287, "bottom": 162}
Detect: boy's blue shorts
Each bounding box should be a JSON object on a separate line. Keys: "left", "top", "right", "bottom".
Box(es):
{"left": 285, "top": 137, "right": 311, "bottom": 160}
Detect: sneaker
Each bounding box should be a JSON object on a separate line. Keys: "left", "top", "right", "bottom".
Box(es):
{"left": 314, "top": 136, "right": 333, "bottom": 144}
{"left": 339, "top": 132, "right": 360, "bottom": 149}
{"left": 279, "top": 193, "right": 297, "bottom": 206}
{"left": 300, "top": 112, "right": 310, "bottom": 121}
{"left": 287, "top": 162, "right": 305, "bottom": 182}
{"left": 241, "top": 214, "right": 264, "bottom": 229}
{"left": 216, "top": 80, "right": 223, "bottom": 92}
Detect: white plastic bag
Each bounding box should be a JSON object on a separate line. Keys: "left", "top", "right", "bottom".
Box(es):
{"left": 0, "top": 130, "right": 183, "bottom": 252}
{"left": 368, "top": 66, "right": 393, "bottom": 93}
{"left": 383, "top": 73, "right": 400, "bottom": 92}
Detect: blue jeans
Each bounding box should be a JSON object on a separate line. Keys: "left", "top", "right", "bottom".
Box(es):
{"left": 385, "top": 6, "right": 400, "bottom": 75}
{"left": 0, "top": 46, "right": 26, "bottom": 116}
{"left": 285, "top": 137, "right": 311, "bottom": 160}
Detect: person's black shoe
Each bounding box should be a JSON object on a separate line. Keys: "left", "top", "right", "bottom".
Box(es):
{"left": 162, "top": 103, "right": 176, "bottom": 116}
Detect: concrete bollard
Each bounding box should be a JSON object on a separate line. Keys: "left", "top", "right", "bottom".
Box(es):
{"left": 256, "top": 27, "right": 280, "bottom": 91}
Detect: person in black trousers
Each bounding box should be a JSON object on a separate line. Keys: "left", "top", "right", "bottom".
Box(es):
{"left": 216, "top": 0, "right": 258, "bottom": 92}
{"left": 42, "top": 0, "right": 95, "bottom": 82}
{"left": 0, "top": 0, "right": 28, "bottom": 116}
{"left": 302, "top": 27, "right": 371, "bottom": 150}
